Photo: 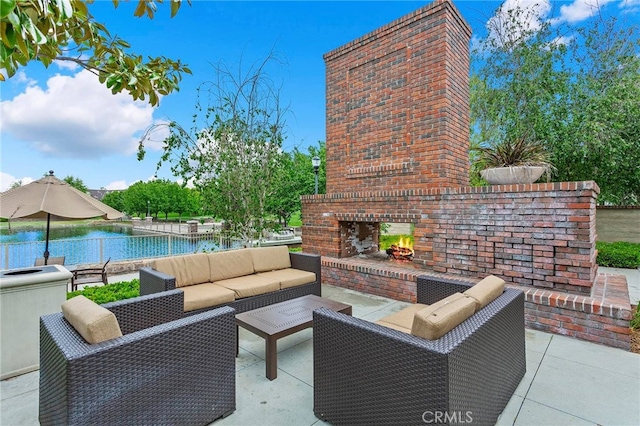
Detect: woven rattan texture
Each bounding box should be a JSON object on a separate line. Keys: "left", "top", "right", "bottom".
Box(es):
{"left": 313, "top": 276, "right": 526, "bottom": 426}
{"left": 39, "top": 295, "right": 236, "bottom": 425}
{"left": 140, "top": 252, "right": 322, "bottom": 316}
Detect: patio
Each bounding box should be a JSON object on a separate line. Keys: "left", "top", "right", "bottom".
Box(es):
{"left": 2, "top": 280, "right": 638, "bottom": 426}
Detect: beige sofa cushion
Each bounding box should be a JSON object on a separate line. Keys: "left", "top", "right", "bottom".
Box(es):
{"left": 375, "top": 303, "right": 429, "bottom": 330}
{"left": 181, "top": 253, "right": 211, "bottom": 286}
{"left": 207, "top": 249, "right": 255, "bottom": 281}
{"left": 411, "top": 293, "right": 476, "bottom": 340}
{"left": 250, "top": 246, "right": 291, "bottom": 272}
{"left": 464, "top": 275, "right": 505, "bottom": 310}
{"left": 180, "top": 283, "right": 236, "bottom": 312}
{"left": 215, "top": 275, "right": 280, "bottom": 298}
{"left": 256, "top": 268, "right": 316, "bottom": 289}
{"left": 153, "top": 256, "right": 185, "bottom": 285}
{"left": 62, "top": 296, "right": 123, "bottom": 344}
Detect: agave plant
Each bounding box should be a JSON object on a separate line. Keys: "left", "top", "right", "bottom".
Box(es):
{"left": 474, "top": 134, "right": 554, "bottom": 182}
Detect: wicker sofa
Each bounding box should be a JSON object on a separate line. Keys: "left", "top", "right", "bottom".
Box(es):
{"left": 39, "top": 290, "right": 236, "bottom": 426}
{"left": 140, "top": 246, "right": 321, "bottom": 315}
{"left": 313, "top": 275, "right": 526, "bottom": 426}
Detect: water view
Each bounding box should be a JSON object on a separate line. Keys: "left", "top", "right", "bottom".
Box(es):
{"left": 0, "top": 224, "right": 231, "bottom": 269}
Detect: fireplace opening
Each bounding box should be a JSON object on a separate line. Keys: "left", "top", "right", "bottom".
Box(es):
{"left": 381, "top": 223, "right": 414, "bottom": 263}
{"left": 339, "top": 221, "right": 415, "bottom": 263}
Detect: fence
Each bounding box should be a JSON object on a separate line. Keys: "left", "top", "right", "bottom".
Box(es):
{"left": 1, "top": 233, "right": 245, "bottom": 270}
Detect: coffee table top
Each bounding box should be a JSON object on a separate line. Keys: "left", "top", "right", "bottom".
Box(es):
{"left": 236, "top": 294, "right": 352, "bottom": 337}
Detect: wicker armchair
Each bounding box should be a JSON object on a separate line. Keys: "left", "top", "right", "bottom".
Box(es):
{"left": 39, "top": 290, "right": 236, "bottom": 425}
{"left": 313, "top": 275, "right": 526, "bottom": 426}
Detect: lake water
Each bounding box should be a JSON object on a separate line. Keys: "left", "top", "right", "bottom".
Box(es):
{"left": 0, "top": 224, "right": 232, "bottom": 269}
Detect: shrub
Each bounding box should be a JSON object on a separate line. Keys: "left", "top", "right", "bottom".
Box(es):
{"left": 631, "top": 304, "right": 640, "bottom": 330}
{"left": 67, "top": 279, "right": 140, "bottom": 304}
{"left": 596, "top": 241, "right": 640, "bottom": 268}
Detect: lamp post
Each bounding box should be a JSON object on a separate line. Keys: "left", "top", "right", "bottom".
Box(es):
{"left": 147, "top": 200, "right": 150, "bottom": 217}
{"left": 312, "top": 156, "right": 321, "bottom": 195}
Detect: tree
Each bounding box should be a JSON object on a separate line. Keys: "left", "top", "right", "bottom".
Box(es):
{"left": 470, "top": 4, "right": 640, "bottom": 204}
{"left": 1, "top": 0, "right": 191, "bottom": 106}
{"left": 9, "top": 179, "right": 22, "bottom": 189}
{"left": 267, "top": 142, "right": 326, "bottom": 227}
{"left": 139, "top": 52, "right": 288, "bottom": 244}
{"left": 551, "top": 13, "right": 640, "bottom": 205}
{"left": 63, "top": 175, "right": 88, "bottom": 193}
{"left": 102, "top": 190, "right": 125, "bottom": 213}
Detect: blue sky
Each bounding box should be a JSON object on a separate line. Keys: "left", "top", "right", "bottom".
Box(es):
{"left": 1, "top": 0, "right": 638, "bottom": 191}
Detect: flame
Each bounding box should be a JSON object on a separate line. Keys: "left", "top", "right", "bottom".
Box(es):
{"left": 397, "top": 237, "right": 413, "bottom": 250}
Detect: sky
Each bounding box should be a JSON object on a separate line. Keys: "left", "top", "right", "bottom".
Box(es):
{"left": 1, "top": 0, "right": 638, "bottom": 191}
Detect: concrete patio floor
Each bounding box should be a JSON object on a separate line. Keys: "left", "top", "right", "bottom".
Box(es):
{"left": 2, "top": 280, "right": 639, "bottom": 426}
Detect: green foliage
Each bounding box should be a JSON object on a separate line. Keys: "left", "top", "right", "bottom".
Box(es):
{"left": 267, "top": 142, "right": 326, "bottom": 226}
{"left": 379, "top": 234, "right": 414, "bottom": 251}
{"left": 139, "top": 52, "right": 288, "bottom": 245}
{"left": 595, "top": 241, "right": 640, "bottom": 268}
{"left": 63, "top": 175, "right": 88, "bottom": 193}
{"left": 101, "top": 190, "right": 125, "bottom": 213}
{"left": 0, "top": 0, "right": 191, "bottom": 106}
{"left": 631, "top": 303, "right": 640, "bottom": 330}
{"left": 473, "top": 133, "right": 553, "bottom": 180}
{"left": 471, "top": 5, "right": 640, "bottom": 203}
{"left": 66, "top": 279, "right": 140, "bottom": 303}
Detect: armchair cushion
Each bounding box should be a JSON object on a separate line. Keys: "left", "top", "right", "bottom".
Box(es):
{"left": 61, "top": 296, "right": 123, "bottom": 344}
{"left": 411, "top": 292, "right": 476, "bottom": 340}
{"left": 464, "top": 275, "right": 505, "bottom": 310}
{"left": 375, "top": 303, "right": 429, "bottom": 332}
{"left": 250, "top": 246, "right": 291, "bottom": 272}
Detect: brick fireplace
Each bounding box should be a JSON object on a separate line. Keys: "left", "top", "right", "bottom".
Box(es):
{"left": 301, "top": 0, "right": 632, "bottom": 349}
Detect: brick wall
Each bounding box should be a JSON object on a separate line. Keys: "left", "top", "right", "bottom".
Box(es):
{"left": 302, "top": 181, "right": 600, "bottom": 295}
{"left": 319, "top": 257, "right": 631, "bottom": 350}
{"left": 324, "top": 0, "right": 471, "bottom": 193}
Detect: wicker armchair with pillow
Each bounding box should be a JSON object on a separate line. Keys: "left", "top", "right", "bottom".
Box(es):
{"left": 313, "top": 275, "right": 526, "bottom": 426}
{"left": 39, "top": 290, "right": 236, "bottom": 426}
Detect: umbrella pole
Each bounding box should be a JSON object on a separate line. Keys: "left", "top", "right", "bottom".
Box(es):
{"left": 44, "top": 213, "right": 51, "bottom": 265}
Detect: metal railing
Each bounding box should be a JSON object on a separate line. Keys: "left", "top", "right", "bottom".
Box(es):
{"left": 1, "top": 232, "right": 246, "bottom": 270}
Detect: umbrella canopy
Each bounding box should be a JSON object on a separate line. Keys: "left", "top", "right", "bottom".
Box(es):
{"left": 0, "top": 171, "right": 124, "bottom": 264}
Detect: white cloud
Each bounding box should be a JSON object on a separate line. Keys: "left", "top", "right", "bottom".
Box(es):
{"left": 53, "top": 59, "right": 81, "bottom": 71}
{"left": 0, "top": 70, "right": 157, "bottom": 159}
{"left": 105, "top": 180, "right": 129, "bottom": 190}
{"left": 553, "top": 0, "right": 618, "bottom": 24}
{"left": 0, "top": 172, "right": 34, "bottom": 192}
{"left": 14, "top": 71, "right": 37, "bottom": 86}
{"left": 485, "top": 0, "right": 552, "bottom": 48}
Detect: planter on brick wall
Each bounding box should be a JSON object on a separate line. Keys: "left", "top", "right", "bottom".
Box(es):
{"left": 481, "top": 166, "right": 546, "bottom": 185}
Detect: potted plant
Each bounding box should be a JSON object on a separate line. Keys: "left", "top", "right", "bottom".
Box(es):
{"left": 474, "top": 134, "right": 553, "bottom": 185}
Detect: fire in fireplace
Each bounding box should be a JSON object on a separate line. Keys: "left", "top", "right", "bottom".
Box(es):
{"left": 385, "top": 236, "right": 414, "bottom": 261}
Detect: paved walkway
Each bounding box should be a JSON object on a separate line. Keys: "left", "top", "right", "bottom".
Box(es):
{"left": 2, "top": 279, "right": 639, "bottom": 426}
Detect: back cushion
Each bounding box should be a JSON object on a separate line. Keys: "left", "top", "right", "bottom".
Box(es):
{"left": 207, "top": 249, "right": 255, "bottom": 280}
{"left": 62, "top": 296, "right": 123, "bottom": 344}
{"left": 153, "top": 256, "right": 186, "bottom": 287}
{"left": 411, "top": 293, "right": 476, "bottom": 340}
{"left": 250, "top": 246, "right": 291, "bottom": 272}
{"left": 464, "top": 275, "right": 505, "bottom": 311}
{"left": 181, "top": 253, "right": 211, "bottom": 286}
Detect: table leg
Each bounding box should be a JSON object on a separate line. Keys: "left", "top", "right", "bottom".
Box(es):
{"left": 236, "top": 325, "right": 239, "bottom": 357}
{"left": 265, "top": 336, "right": 278, "bottom": 380}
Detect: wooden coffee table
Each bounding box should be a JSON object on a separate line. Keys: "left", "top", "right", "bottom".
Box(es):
{"left": 236, "top": 294, "right": 352, "bottom": 380}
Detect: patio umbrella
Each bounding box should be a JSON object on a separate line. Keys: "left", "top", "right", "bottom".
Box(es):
{"left": 0, "top": 171, "right": 124, "bottom": 265}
